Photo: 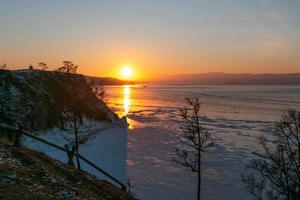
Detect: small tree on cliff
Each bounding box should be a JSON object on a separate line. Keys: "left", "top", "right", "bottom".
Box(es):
{"left": 89, "top": 79, "right": 106, "bottom": 102}
{"left": 174, "top": 97, "right": 214, "bottom": 200}
{"left": 38, "top": 62, "right": 47, "bottom": 70}
{"left": 55, "top": 61, "right": 94, "bottom": 169}
{"left": 56, "top": 61, "right": 78, "bottom": 74}
{"left": 62, "top": 85, "right": 84, "bottom": 169}
{"left": 55, "top": 62, "right": 81, "bottom": 168}
{"left": 242, "top": 110, "right": 300, "bottom": 200}
{"left": 0, "top": 63, "right": 6, "bottom": 69}
{"left": 95, "top": 85, "right": 105, "bottom": 101}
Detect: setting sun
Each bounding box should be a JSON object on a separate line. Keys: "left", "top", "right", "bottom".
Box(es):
{"left": 1, "top": 1, "right": 300, "bottom": 200}
{"left": 121, "top": 66, "right": 133, "bottom": 78}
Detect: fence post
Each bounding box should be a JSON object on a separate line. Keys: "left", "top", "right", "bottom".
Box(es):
{"left": 13, "top": 127, "right": 22, "bottom": 147}
{"left": 64, "top": 144, "right": 75, "bottom": 167}
{"left": 121, "top": 185, "right": 127, "bottom": 191}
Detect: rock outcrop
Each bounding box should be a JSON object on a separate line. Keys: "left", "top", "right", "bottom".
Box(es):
{"left": 0, "top": 69, "right": 118, "bottom": 131}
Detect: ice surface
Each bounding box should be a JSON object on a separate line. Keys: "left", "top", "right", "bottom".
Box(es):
{"left": 105, "top": 85, "right": 300, "bottom": 200}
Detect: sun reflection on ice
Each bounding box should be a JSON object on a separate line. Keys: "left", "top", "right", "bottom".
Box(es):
{"left": 123, "top": 85, "right": 131, "bottom": 115}
{"left": 122, "top": 85, "right": 134, "bottom": 129}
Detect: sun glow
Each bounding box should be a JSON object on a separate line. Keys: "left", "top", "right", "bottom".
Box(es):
{"left": 121, "top": 66, "right": 133, "bottom": 78}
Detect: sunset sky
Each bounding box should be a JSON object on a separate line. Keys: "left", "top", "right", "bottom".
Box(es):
{"left": 0, "top": 0, "right": 299, "bottom": 80}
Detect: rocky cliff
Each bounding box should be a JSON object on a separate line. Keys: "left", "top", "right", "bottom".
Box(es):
{"left": 0, "top": 69, "right": 118, "bottom": 131}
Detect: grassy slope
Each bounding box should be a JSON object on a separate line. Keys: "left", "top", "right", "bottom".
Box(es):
{"left": 0, "top": 145, "right": 135, "bottom": 200}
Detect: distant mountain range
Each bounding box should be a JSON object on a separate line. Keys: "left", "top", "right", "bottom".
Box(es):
{"left": 151, "top": 73, "right": 300, "bottom": 85}
{"left": 84, "top": 75, "right": 135, "bottom": 86}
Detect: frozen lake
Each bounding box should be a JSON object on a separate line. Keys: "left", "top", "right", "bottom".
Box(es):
{"left": 106, "top": 85, "right": 300, "bottom": 200}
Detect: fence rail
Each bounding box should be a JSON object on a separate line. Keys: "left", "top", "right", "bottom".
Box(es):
{"left": 0, "top": 123, "right": 126, "bottom": 191}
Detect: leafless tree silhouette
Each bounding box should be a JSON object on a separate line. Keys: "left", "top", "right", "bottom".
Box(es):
{"left": 242, "top": 110, "right": 300, "bottom": 200}
{"left": 56, "top": 61, "right": 78, "bottom": 74}
{"left": 94, "top": 85, "right": 106, "bottom": 102}
{"left": 0, "top": 63, "right": 6, "bottom": 69}
{"left": 38, "top": 62, "right": 47, "bottom": 70}
{"left": 174, "top": 97, "right": 213, "bottom": 200}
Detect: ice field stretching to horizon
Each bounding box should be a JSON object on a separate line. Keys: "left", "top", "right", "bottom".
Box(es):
{"left": 106, "top": 85, "right": 300, "bottom": 200}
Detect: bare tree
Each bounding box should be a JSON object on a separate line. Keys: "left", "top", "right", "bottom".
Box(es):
{"left": 61, "top": 115, "right": 94, "bottom": 170}
{"left": 0, "top": 63, "right": 6, "bottom": 69}
{"left": 63, "top": 90, "right": 83, "bottom": 169}
{"left": 242, "top": 110, "right": 300, "bottom": 200}
{"left": 38, "top": 62, "right": 48, "bottom": 70}
{"left": 93, "top": 84, "right": 106, "bottom": 102}
{"left": 174, "top": 97, "right": 214, "bottom": 200}
{"left": 59, "top": 84, "right": 96, "bottom": 170}
{"left": 56, "top": 61, "right": 78, "bottom": 74}
{"left": 69, "top": 108, "right": 81, "bottom": 169}
{"left": 88, "top": 79, "right": 106, "bottom": 102}
{"left": 95, "top": 85, "right": 106, "bottom": 101}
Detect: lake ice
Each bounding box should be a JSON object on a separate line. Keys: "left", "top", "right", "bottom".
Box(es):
{"left": 106, "top": 85, "right": 300, "bottom": 200}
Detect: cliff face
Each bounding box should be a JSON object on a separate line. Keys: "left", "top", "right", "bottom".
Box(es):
{"left": 0, "top": 144, "right": 134, "bottom": 200}
{"left": 0, "top": 69, "right": 118, "bottom": 131}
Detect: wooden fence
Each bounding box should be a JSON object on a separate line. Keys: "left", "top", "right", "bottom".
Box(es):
{"left": 0, "top": 123, "right": 127, "bottom": 191}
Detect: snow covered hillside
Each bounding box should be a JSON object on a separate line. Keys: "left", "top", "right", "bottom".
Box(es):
{"left": 0, "top": 69, "right": 128, "bottom": 185}
{"left": 24, "top": 121, "right": 128, "bottom": 185}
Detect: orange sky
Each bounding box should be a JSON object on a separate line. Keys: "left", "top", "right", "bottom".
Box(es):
{"left": 1, "top": 1, "right": 300, "bottom": 81}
